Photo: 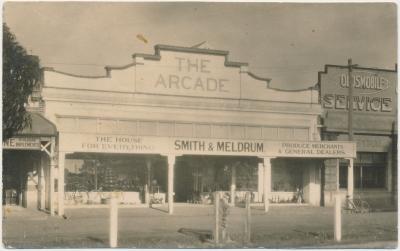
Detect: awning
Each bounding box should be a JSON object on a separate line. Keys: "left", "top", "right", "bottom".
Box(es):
{"left": 17, "top": 112, "right": 57, "bottom": 137}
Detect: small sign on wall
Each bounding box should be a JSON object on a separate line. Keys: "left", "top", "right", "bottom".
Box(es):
{"left": 3, "top": 137, "right": 41, "bottom": 150}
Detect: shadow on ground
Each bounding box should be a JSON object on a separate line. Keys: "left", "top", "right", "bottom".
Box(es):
{"left": 178, "top": 228, "right": 213, "bottom": 242}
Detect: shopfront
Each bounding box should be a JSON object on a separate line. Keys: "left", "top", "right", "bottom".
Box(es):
{"left": 30, "top": 44, "right": 357, "bottom": 215}
{"left": 319, "top": 64, "right": 397, "bottom": 207}
{"left": 2, "top": 113, "right": 57, "bottom": 213}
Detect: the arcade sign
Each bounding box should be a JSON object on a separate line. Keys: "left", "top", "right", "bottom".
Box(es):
{"left": 320, "top": 67, "right": 397, "bottom": 114}
{"left": 135, "top": 51, "right": 241, "bottom": 99}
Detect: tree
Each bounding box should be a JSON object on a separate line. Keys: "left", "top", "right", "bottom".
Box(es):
{"left": 3, "top": 23, "right": 40, "bottom": 141}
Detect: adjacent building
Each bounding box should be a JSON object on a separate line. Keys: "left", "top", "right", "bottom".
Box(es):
{"left": 319, "top": 64, "right": 397, "bottom": 207}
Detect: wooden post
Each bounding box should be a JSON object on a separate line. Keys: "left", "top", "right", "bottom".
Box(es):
{"left": 347, "top": 58, "right": 355, "bottom": 141}
{"left": 257, "top": 163, "right": 264, "bottom": 202}
{"left": 347, "top": 158, "right": 354, "bottom": 200}
{"left": 49, "top": 137, "right": 56, "bottom": 216}
{"left": 144, "top": 184, "right": 150, "bottom": 205}
{"left": 38, "top": 154, "right": 46, "bottom": 210}
{"left": 245, "top": 192, "right": 251, "bottom": 243}
{"left": 230, "top": 165, "right": 236, "bottom": 206}
{"left": 145, "top": 159, "right": 151, "bottom": 206}
{"left": 94, "top": 162, "right": 98, "bottom": 191}
{"left": 167, "top": 155, "right": 175, "bottom": 215}
{"left": 263, "top": 157, "right": 272, "bottom": 212}
{"left": 334, "top": 193, "right": 342, "bottom": 242}
{"left": 214, "top": 191, "right": 220, "bottom": 245}
{"left": 109, "top": 194, "right": 118, "bottom": 248}
{"left": 58, "top": 152, "right": 65, "bottom": 216}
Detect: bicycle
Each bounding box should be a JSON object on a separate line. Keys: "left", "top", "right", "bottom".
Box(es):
{"left": 342, "top": 195, "right": 371, "bottom": 214}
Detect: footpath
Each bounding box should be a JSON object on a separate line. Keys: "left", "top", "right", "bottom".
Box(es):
{"left": 2, "top": 204, "right": 398, "bottom": 248}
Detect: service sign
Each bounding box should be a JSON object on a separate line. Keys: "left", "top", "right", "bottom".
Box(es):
{"left": 59, "top": 133, "right": 356, "bottom": 158}
{"left": 3, "top": 137, "right": 41, "bottom": 150}
{"left": 320, "top": 66, "right": 397, "bottom": 115}
{"left": 135, "top": 50, "right": 241, "bottom": 99}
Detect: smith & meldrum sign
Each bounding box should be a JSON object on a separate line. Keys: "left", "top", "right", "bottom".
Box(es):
{"left": 320, "top": 66, "right": 397, "bottom": 114}
{"left": 59, "top": 133, "right": 356, "bottom": 158}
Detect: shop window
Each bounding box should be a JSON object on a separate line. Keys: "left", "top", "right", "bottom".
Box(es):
{"left": 359, "top": 165, "right": 386, "bottom": 188}
{"left": 65, "top": 158, "right": 147, "bottom": 192}
{"left": 339, "top": 165, "right": 348, "bottom": 188}
{"left": 272, "top": 163, "right": 303, "bottom": 192}
{"left": 339, "top": 152, "right": 387, "bottom": 189}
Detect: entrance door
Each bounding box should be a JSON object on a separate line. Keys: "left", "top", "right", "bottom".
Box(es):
{"left": 3, "top": 151, "right": 23, "bottom": 205}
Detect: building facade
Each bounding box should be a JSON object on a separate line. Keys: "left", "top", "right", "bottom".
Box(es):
{"left": 319, "top": 64, "right": 397, "bottom": 207}
{"left": 3, "top": 45, "right": 359, "bottom": 215}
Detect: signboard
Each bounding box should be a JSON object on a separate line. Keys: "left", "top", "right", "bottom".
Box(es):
{"left": 59, "top": 133, "right": 356, "bottom": 158}
{"left": 135, "top": 50, "right": 241, "bottom": 99}
{"left": 320, "top": 67, "right": 397, "bottom": 115}
{"left": 266, "top": 141, "right": 356, "bottom": 158}
{"left": 3, "top": 137, "right": 41, "bottom": 150}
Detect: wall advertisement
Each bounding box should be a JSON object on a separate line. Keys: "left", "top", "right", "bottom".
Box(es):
{"left": 320, "top": 66, "right": 397, "bottom": 115}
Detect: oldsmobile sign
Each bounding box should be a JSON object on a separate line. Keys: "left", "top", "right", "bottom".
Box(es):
{"left": 320, "top": 66, "right": 397, "bottom": 114}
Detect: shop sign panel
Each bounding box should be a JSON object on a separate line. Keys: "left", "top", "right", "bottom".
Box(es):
{"left": 265, "top": 141, "right": 356, "bottom": 158}
{"left": 3, "top": 137, "right": 41, "bottom": 150}
{"left": 320, "top": 66, "right": 397, "bottom": 115}
{"left": 135, "top": 50, "right": 241, "bottom": 99}
{"left": 59, "top": 133, "right": 356, "bottom": 158}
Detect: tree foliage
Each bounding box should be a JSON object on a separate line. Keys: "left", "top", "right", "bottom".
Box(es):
{"left": 3, "top": 23, "right": 40, "bottom": 141}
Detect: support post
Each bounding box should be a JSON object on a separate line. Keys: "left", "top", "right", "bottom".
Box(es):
{"left": 109, "top": 194, "right": 118, "bottom": 248}
{"left": 347, "top": 158, "right": 354, "bottom": 199}
{"left": 145, "top": 159, "right": 151, "bottom": 205}
{"left": 214, "top": 191, "right": 220, "bottom": 245}
{"left": 245, "top": 192, "right": 251, "bottom": 243}
{"left": 334, "top": 193, "right": 342, "bottom": 242}
{"left": 230, "top": 165, "right": 236, "bottom": 206}
{"left": 263, "top": 157, "right": 272, "bottom": 212}
{"left": 347, "top": 58, "right": 355, "bottom": 141}
{"left": 49, "top": 137, "right": 56, "bottom": 216}
{"left": 38, "top": 154, "right": 46, "bottom": 210}
{"left": 336, "top": 158, "right": 340, "bottom": 191}
{"left": 58, "top": 152, "right": 65, "bottom": 216}
{"left": 257, "top": 163, "right": 264, "bottom": 202}
{"left": 144, "top": 184, "right": 150, "bottom": 205}
{"left": 167, "top": 155, "right": 175, "bottom": 215}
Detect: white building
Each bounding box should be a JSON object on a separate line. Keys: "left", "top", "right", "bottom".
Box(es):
{"left": 3, "top": 45, "right": 357, "bottom": 215}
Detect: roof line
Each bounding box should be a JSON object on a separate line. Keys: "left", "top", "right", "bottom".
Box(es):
{"left": 132, "top": 44, "right": 249, "bottom": 68}
{"left": 42, "top": 67, "right": 110, "bottom": 79}
{"left": 323, "top": 64, "right": 397, "bottom": 73}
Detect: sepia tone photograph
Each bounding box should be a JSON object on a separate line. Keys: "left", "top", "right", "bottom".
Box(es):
{"left": 2, "top": 1, "right": 397, "bottom": 248}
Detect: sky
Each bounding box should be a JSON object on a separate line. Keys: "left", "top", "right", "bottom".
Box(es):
{"left": 3, "top": 2, "right": 397, "bottom": 90}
